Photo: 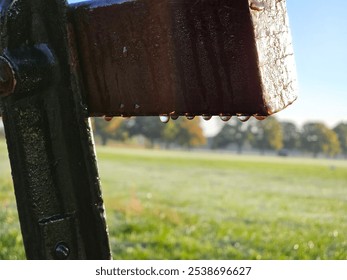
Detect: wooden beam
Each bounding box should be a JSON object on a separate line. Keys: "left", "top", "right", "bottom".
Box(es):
{"left": 68, "top": 0, "right": 297, "bottom": 118}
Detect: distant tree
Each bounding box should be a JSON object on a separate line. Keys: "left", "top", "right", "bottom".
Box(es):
{"left": 161, "top": 121, "right": 180, "bottom": 149}
{"left": 252, "top": 116, "right": 283, "bottom": 154}
{"left": 280, "top": 121, "right": 301, "bottom": 150}
{"left": 326, "top": 130, "right": 341, "bottom": 157}
{"left": 93, "top": 116, "right": 206, "bottom": 149}
{"left": 93, "top": 117, "right": 129, "bottom": 145}
{"left": 175, "top": 117, "right": 206, "bottom": 149}
{"left": 333, "top": 122, "right": 347, "bottom": 158}
{"left": 128, "top": 117, "right": 165, "bottom": 148}
{"left": 211, "top": 124, "right": 233, "bottom": 150}
{"left": 301, "top": 122, "right": 341, "bottom": 157}
{"left": 211, "top": 119, "right": 250, "bottom": 153}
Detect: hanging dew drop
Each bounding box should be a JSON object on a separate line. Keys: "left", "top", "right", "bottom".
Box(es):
{"left": 237, "top": 115, "right": 251, "bottom": 122}
{"left": 171, "top": 115, "right": 179, "bottom": 120}
{"left": 159, "top": 115, "right": 170, "bottom": 123}
{"left": 202, "top": 115, "right": 212, "bottom": 121}
{"left": 104, "top": 116, "right": 113, "bottom": 122}
{"left": 254, "top": 115, "right": 267, "bottom": 120}
{"left": 186, "top": 115, "right": 195, "bottom": 120}
{"left": 220, "top": 115, "right": 231, "bottom": 122}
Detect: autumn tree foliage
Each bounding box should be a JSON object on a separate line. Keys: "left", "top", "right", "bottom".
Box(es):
{"left": 92, "top": 115, "right": 345, "bottom": 158}
{"left": 252, "top": 116, "right": 283, "bottom": 154}
{"left": 174, "top": 117, "right": 206, "bottom": 149}
{"left": 93, "top": 116, "right": 206, "bottom": 149}
{"left": 93, "top": 117, "right": 128, "bottom": 145}
{"left": 301, "top": 122, "right": 341, "bottom": 157}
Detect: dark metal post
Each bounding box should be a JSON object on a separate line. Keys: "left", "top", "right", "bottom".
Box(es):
{"left": 0, "top": 0, "right": 111, "bottom": 259}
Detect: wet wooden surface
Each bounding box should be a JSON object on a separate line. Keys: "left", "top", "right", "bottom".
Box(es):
{"left": 68, "top": 0, "right": 297, "bottom": 117}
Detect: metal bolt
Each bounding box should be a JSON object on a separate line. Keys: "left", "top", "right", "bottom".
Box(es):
{"left": 0, "top": 56, "right": 16, "bottom": 97}
{"left": 54, "top": 242, "right": 70, "bottom": 260}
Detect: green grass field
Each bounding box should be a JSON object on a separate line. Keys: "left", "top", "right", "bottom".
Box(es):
{"left": 1, "top": 139, "right": 347, "bottom": 259}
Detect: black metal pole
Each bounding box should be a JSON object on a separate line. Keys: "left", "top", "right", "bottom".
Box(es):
{"left": 0, "top": 0, "right": 111, "bottom": 259}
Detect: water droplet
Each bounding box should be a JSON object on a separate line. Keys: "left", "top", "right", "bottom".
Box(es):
{"left": 220, "top": 115, "right": 231, "bottom": 122}
{"left": 134, "top": 104, "right": 140, "bottom": 110}
{"left": 250, "top": 1, "right": 265, "bottom": 12}
{"left": 237, "top": 115, "right": 251, "bottom": 122}
{"left": 119, "top": 103, "right": 125, "bottom": 110}
{"left": 202, "top": 115, "right": 212, "bottom": 121}
{"left": 171, "top": 115, "right": 179, "bottom": 120}
{"left": 186, "top": 115, "right": 195, "bottom": 120}
{"left": 159, "top": 115, "right": 170, "bottom": 123}
{"left": 254, "top": 115, "right": 267, "bottom": 120}
{"left": 121, "top": 115, "right": 131, "bottom": 119}
{"left": 104, "top": 116, "right": 113, "bottom": 122}
{"left": 123, "top": 46, "right": 128, "bottom": 57}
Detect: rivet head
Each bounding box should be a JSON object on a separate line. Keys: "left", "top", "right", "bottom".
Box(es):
{"left": 54, "top": 242, "right": 70, "bottom": 260}
{"left": 0, "top": 56, "right": 16, "bottom": 97}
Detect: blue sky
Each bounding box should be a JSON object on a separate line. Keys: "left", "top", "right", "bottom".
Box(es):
{"left": 66, "top": 0, "right": 346, "bottom": 134}
{"left": 277, "top": 0, "right": 347, "bottom": 127}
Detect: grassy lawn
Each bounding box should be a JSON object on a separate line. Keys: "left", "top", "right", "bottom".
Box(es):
{"left": 0, "top": 140, "right": 25, "bottom": 260}
{"left": 1, "top": 139, "right": 347, "bottom": 259}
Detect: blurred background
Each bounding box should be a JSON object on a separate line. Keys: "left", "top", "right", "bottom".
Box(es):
{"left": 0, "top": 0, "right": 346, "bottom": 259}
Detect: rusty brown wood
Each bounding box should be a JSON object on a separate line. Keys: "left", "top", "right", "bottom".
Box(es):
{"left": 68, "top": 0, "right": 297, "bottom": 118}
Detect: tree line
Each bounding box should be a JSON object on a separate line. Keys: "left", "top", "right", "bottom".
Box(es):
{"left": 212, "top": 117, "right": 346, "bottom": 158}
{"left": 1, "top": 115, "right": 345, "bottom": 157}
{"left": 92, "top": 116, "right": 206, "bottom": 149}
{"left": 92, "top": 116, "right": 347, "bottom": 157}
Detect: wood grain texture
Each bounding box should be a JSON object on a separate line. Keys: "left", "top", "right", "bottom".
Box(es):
{"left": 68, "top": 0, "right": 297, "bottom": 117}
{"left": 249, "top": 0, "right": 298, "bottom": 114}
